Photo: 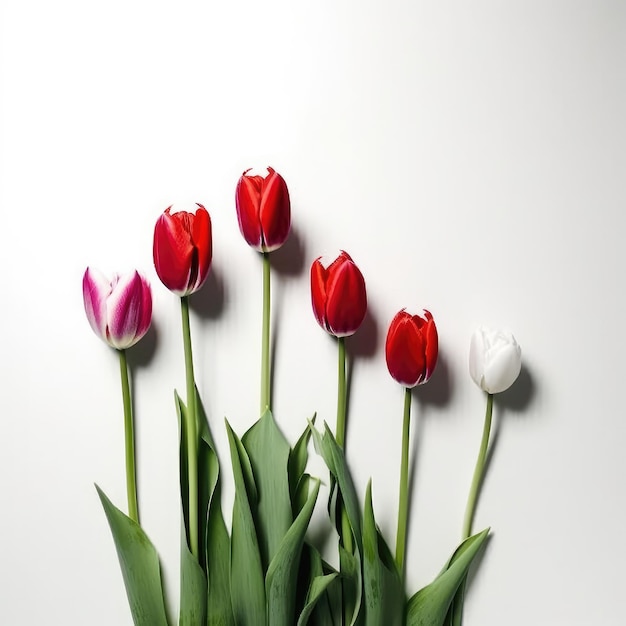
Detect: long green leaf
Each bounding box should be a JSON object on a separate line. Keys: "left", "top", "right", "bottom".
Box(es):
{"left": 339, "top": 545, "right": 363, "bottom": 626}
{"left": 266, "top": 479, "right": 321, "bottom": 626}
{"left": 196, "top": 393, "right": 233, "bottom": 626}
{"left": 310, "top": 422, "right": 364, "bottom": 626}
{"left": 288, "top": 416, "right": 315, "bottom": 516}
{"left": 362, "top": 481, "right": 404, "bottom": 626}
{"left": 226, "top": 420, "right": 266, "bottom": 626}
{"left": 297, "top": 572, "right": 339, "bottom": 626}
{"left": 295, "top": 543, "right": 339, "bottom": 626}
{"left": 175, "top": 393, "right": 206, "bottom": 626}
{"left": 406, "top": 528, "right": 490, "bottom": 626}
{"left": 443, "top": 576, "right": 466, "bottom": 626}
{"left": 96, "top": 486, "right": 170, "bottom": 626}
{"left": 242, "top": 409, "right": 293, "bottom": 570}
{"left": 310, "top": 423, "right": 362, "bottom": 550}
{"left": 179, "top": 527, "right": 207, "bottom": 626}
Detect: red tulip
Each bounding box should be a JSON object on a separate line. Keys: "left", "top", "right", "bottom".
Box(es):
{"left": 153, "top": 204, "right": 212, "bottom": 296}
{"left": 82, "top": 267, "right": 152, "bottom": 349}
{"left": 385, "top": 309, "right": 438, "bottom": 387}
{"left": 311, "top": 251, "right": 367, "bottom": 337}
{"left": 235, "top": 167, "right": 291, "bottom": 252}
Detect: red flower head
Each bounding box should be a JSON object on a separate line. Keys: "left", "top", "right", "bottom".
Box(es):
{"left": 235, "top": 167, "right": 291, "bottom": 252}
{"left": 310, "top": 251, "right": 367, "bottom": 337}
{"left": 385, "top": 309, "right": 438, "bottom": 387}
{"left": 153, "top": 204, "right": 212, "bottom": 296}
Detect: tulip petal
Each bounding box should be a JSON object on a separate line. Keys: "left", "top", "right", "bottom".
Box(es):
{"left": 82, "top": 267, "right": 111, "bottom": 344}
{"left": 469, "top": 329, "right": 487, "bottom": 390}
{"left": 483, "top": 340, "right": 522, "bottom": 394}
{"left": 107, "top": 271, "right": 144, "bottom": 349}
{"left": 136, "top": 274, "right": 153, "bottom": 343}
{"left": 310, "top": 258, "right": 330, "bottom": 331}
{"left": 189, "top": 204, "right": 212, "bottom": 293}
{"left": 324, "top": 252, "right": 367, "bottom": 337}
{"left": 422, "top": 311, "right": 439, "bottom": 382}
{"left": 153, "top": 208, "right": 195, "bottom": 295}
{"left": 259, "top": 168, "right": 290, "bottom": 251}
{"left": 235, "top": 172, "right": 263, "bottom": 250}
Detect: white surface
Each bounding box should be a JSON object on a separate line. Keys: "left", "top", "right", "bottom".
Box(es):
{"left": 1, "top": 1, "right": 625, "bottom": 624}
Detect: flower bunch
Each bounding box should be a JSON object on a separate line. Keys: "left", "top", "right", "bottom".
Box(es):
{"left": 83, "top": 167, "right": 523, "bottom": 626}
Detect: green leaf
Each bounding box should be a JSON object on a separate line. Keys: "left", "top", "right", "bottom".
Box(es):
{"left": 96, "top": 486, "right": 170, "bottom": 626}
{"left": 293, "top": 474, "right": 314, "bottom": 521}
{"left": 196, "top": 393, "right": 233, "bottom": 626}
{"left": 226, "top": 420, "right": 266, "bottom": 626}
{"left": 242, "top": 409, "right": 293, "bottom": 570}
{"left": 266, "top": 479, "right": 321, "bottom": 626}
{"left": 289, "top": 416, "right": 315, "bottom": 516}
{"left": 443, "top": 576, "right": 466, "bottom": 626}
{"left": 362, "top": 481, "right": 405, "bottom": 626}
{"left": 179, "top": 527, "right": 207, "bottom": 626}
{"left": 297, "top": 572, "right": 339, "bottom": 626}
{"left": 310, "top": 422, "right": 364, "bottom": 626}
{"left": 406, "top": 528, "right": 490, "bottom": 626}
{"left": 296, "top": 543, "right": 339, "bottom": 626}
{"left": 339, "top": 545, "right": 363, "bottom": 626}
{"left": 310, "top": 423, "right": 362, "bottom": 550}
{"left": 177, "top": 390, "right": 231, "bottom": 625}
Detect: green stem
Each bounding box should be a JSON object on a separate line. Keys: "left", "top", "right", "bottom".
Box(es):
{"left": 336, "top": 337, "right": 347, "bottom": 447}
{"left": 395, "top": 387, "right": 411, "bottom": 581}
{"left": 462, "top": 392, "right": 494, "bottom": 539}
{"left": 261, "top": 252, "right": 271, "bottom": 415}
{"left": 335, "top": 337, "right": 353, "bottom": 557}
{"left": 181, "top": 296, "right": 199, "bottom": 559}
{"left": 118, "top": 349, "right": 139, "bottom": 524}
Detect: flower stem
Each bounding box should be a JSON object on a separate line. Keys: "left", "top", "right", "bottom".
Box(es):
{"left": 118, "top": 349, "right": 139, "bottom": 524}
{"left": 395, "top": 387, "right": 411, "bottom": 581}
{"left": 261, "top": 252, "right": 271, "bottom": 415}
{"left": 336, "top": 337, "right": 347, "bottom": 448}
{"left": 462, "top": 392, "right": 494, "bottom": 539}
{"left": 181, "top": 296, "right": 199, "bottom": 559}
{"left": 335, "top": 337, "right": 353, "bottom": 557}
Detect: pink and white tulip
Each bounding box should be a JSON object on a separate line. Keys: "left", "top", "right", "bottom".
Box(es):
{"left": 82, "top": 268, "right": 152, "bottom": 350}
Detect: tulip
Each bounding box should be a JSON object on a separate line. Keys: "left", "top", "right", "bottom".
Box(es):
{"left": 82, "top": 267, "right": 152, "bottom": 350}
{"left": 469, "top": 327, "right": 522, "bottom": 394}
{"left": 461, "top": 327, "right": 522, "bottom": 554}
{"left": 385, "top": 309, "right": 438, "bottom": 388}
{"left": 83, "top": 266, "right": 151, "bottom": 523}
{"left": 153, "top": 204, "right": 212, "bottom": 296}
{"left": 385, "top": 308, "right": 437, "bottom": 581}
{"left": 235, "top": 167, "right": 291, "bottom": 252}
{"left": 310, "top": 251, "right": 367, "bottom": 338}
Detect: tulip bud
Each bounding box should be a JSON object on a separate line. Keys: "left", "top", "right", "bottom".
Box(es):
{"left": 82, "top": 267, "right": 152, "bottom": 350}
{"left": 310, "top": 251, "right": 367, "bottom": 337}
{"left": 153, "top": 204, "right": 212, "bottom": 296}
{"left": 385, "top": 309, "right": 438, "bottom": 388}
{"left": 469, "top": 327, "right": 522, "bottom": 394}
{"left": 235, "top": 167, "right": 291, "bottom": 252}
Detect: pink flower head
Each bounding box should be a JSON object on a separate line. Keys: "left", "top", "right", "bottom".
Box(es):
{"left": 83, "top": 267, "right": 152, "bottom": 349}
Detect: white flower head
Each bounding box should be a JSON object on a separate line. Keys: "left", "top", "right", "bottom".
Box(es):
{"left": 469, "top": 327, "right": 522, "bottom": 394}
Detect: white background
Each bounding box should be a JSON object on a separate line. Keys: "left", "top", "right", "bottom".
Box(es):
{"left": 1, "top": 1, "right": 625, "bottom": 624}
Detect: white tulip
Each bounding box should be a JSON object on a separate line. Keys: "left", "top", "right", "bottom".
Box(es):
{"left": 469, "top": 327, "right": 522, "bottom": 394}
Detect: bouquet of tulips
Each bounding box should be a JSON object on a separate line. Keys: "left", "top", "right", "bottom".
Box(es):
{"left": 83, "top": 167, "right": 523, "bottom": 626}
